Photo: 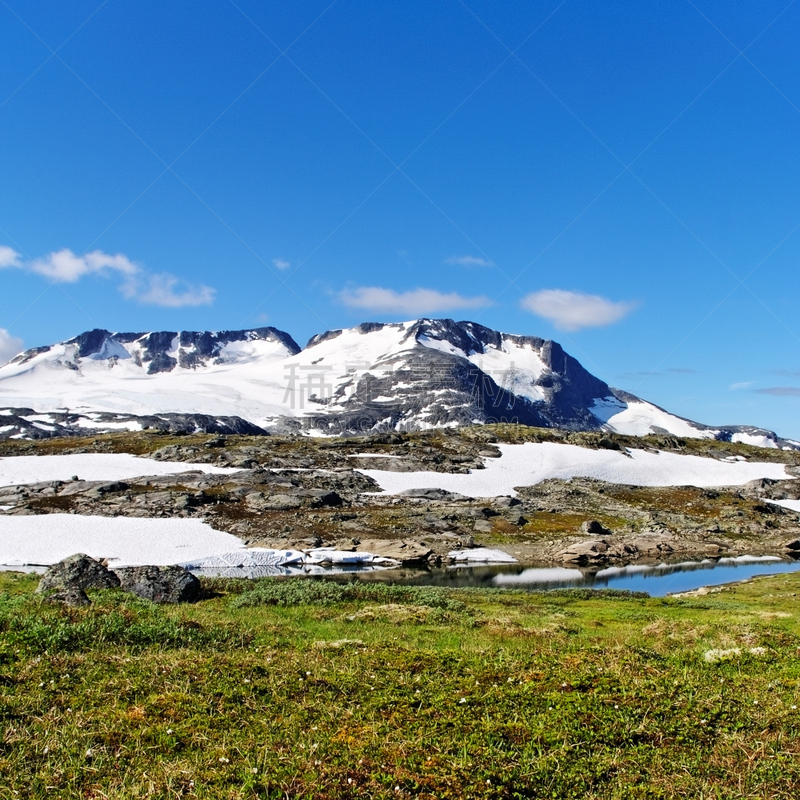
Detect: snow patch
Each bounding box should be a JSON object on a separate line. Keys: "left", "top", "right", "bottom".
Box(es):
{"left": 768, "top": 498, "right": 800, "bottom": 514}
{"left": 74, "top": 419, "right": 144, "bottom": 431}
{"left": 732, "top": 432, "right": 778, "bottom": 449}
{"left": 0, "top": 515, "right": 245, "bottom": 567}
{"left": 448, "top": 548, "right": 517, "bottom": 563}
{"left": 358, "top": 442, "right": 793, "bottom": 498}
{"left": 0, "top": 453, "right": 241, "bottom": 488}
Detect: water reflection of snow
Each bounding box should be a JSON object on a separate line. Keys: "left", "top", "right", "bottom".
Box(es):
{"left": 489, "top": 556, "right": 800, "bottom": 596}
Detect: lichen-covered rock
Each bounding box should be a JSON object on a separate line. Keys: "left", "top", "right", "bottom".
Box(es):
{"left": 245, "top": 493, "right": 304, "bottom": 511}
{"left": 36, "top": 553, "right": 120, "bottom": 595}
{"left": 353, "top": 538, "right": 433, "bottom": 564}
{"left": 115, "top": 565, "right": 200, "bottom": 603}
{"left": 557, "top": 539, "right": 610, "bottom": 565}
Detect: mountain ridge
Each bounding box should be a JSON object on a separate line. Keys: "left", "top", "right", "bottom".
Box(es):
{"left": 0, "top": 319, "right": 795, "bottom": 448}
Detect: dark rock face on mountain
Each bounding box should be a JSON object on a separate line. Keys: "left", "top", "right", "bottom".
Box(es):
{"left": 0, "top": 408, "right": 268, "bottom": 439}
{"left": 301, "top": 348, "right": 550, "bottom": 433}
{"left": 54, "top": 326, "right": 301, "bottom": 374}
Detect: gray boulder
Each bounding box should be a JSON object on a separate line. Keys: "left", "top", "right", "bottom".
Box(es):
{"left": 398, "top": 488, "right": 469, "bottom": 501}
{"left": 36, "top": 553, "right": 120, "bottom": 596}
{"left": 44, "top": 587, "right": 91, "bottom": 606}
{"left": 115, "top": 565, "right": 201, "bottom": 603}
{"left": 581, "top": 519, "right": 611, "bottom": 535}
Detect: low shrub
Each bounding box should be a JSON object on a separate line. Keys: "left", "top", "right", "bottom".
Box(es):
{"left": 231, "top": 578, "right": 468, "bottom": 612}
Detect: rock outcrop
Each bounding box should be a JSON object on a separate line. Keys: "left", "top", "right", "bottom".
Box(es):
{"left": 116, "top": 565, "right": 201, "bottom": 604}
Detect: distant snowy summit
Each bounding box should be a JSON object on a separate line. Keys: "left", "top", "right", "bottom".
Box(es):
{"left": 0, "top": 318, "right": 795, "bottom": 448}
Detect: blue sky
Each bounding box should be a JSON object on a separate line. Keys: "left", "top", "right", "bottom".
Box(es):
{"left": 2, "top": 0, "right": 800, "bottom": 437}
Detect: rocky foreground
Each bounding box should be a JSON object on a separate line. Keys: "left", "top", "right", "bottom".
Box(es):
{"left": 2, "top": 425, "right": 800, "bottom": 568}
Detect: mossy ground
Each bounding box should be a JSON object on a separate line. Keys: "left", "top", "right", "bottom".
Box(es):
{"left": 2, "top": 572, "right": 800, "bottom": 798}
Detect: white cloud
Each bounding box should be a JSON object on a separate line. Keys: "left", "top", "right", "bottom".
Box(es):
{"left": 272, "top": 258, "right": 290, "bottom": 270}
{"left": 120, "top": 272, "right": 216, "bottom": 308}
{"left": 0, "top": 245, "right": 215, "bottom": 308}
{"left": 444, "top": 255, "right": 494, "bottom": 267}
{"left": 729, "top": 381, "right": 754, "bottom": 391}
{"left": 0, "top": 246, "right": 22, "bottom": 269}
{"left": 339, "top": 286, "right": 491, "bottom": 315}
{"left": 520, "top": 289, "right": 636, "bottom": 331}
{"left": 0, "top": 328, "right": 24, "bottom": 366}
{"left": 29, "top": 248, "right": 138, "bottom": 283}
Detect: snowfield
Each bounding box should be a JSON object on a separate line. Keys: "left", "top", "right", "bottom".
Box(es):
{"left": 358, "top": 442, "right": 793, "bottom": 498}
{"left": 0, "top": 453, "right": 242, "bottom": 488}
{"left": 0, "top": 517, "right": 412, "bottom": 570}
{"left": 591, "top": 396, "right": 717, "bottom": 439}
{"left": 0, "top": 515, "right": 246, "bottom": 567}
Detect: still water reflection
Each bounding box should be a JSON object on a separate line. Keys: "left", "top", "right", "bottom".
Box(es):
{"left": 347, "top": 555, "right": 800, "bottom": 597}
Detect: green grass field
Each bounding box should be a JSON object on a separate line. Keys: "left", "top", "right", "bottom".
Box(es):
{"left": 2, "top": 572, "right": 800, "bottom": 798}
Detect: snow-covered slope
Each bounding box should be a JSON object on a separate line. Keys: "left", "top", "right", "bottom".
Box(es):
{"left": 0, "top": 319, "right": 794, "bottom": 446}
{"left": 0, "top": 327, "right": 300, "bottom": 429}
{"left": 590, "top": 389, "right": 798, "bottom": 449}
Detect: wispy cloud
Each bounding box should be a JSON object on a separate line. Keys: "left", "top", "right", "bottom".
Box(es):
{"left": 0, "top": 246, "right": 215, "bottom": 308}
{"left": 272, "top": 258, "right": 290, "bottom": 270}
{"left": 755, "top": 386, "right": 800, "bottom": 397}
{"left": 0, "top": 328, "right": 23, "bottom": 366}
{"left": 444, "top": 255, "right": 494, "bottom": 268}
{"left": 520, "top": 289, "right": 636, "bottom": 331}
{"left": 338, "top": 286, "right": 491, "bottom": 315}
{"left": 769, "top": 368, "right": 800, "bottom": 378}
{"left": 730, "top": 381, "right": 754, "bottom": 390}
{"left": 120, "top": 273, "right": 215, "bottom": 308}
{"left": 618, "top": 367, "right": 699, "bottom": 380}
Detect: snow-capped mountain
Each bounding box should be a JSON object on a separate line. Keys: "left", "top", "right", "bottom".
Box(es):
{"left": 0, "top": 319, "right": 794, "bottom": 447}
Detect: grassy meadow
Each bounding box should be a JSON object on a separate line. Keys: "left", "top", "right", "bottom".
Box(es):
{"left": 1, "top": 571, "right": 800, "bottom": 798}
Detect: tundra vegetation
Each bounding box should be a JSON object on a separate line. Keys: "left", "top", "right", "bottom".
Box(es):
{"left": 2, "top": 426, "right": 800, "bottom": 797}
{"left": 2, "top": 570, "right": 800, "bottom": 798}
